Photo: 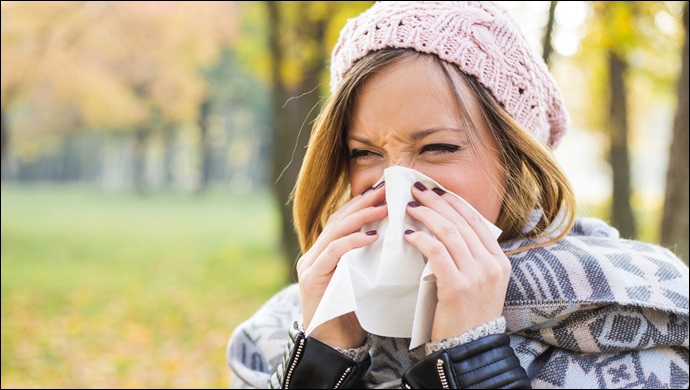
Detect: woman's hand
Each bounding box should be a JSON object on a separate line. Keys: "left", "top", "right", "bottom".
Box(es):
{"left": 296, "top": 182, "right": 387, "bottom": 349}
{"left": 404, "top": 182, "right": 511, "bottom": 342}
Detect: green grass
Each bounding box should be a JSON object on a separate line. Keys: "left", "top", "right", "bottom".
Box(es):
{"left": 1, "top": 184, "right": 290, "bottom": 388}
{"left": 1, "top": 184, "right": 670, "bottom": 388}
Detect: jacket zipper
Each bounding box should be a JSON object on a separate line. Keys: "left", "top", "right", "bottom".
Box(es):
{"left": 333, "top": 366, "right": 352, "bottom": 389}
{"left": 437, "top": 358, "right": 449, "bottom": 389}
{"left": 283, "top": 337, "right": 305, "bottom": 389}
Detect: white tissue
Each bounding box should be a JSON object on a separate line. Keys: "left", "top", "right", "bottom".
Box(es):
{"left": 305, "top": 166, "right": 502, "bottom": 349}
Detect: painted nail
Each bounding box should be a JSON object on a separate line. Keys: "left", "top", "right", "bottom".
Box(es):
{"left": 361, "top": 187, "right": 372, "bottom": 195}
{"left": 404, "top": 229, "right": 415, "bottom": 235}
{"left": 432, "top": 188, "right": 446, "bottom": 196}
{"left": 365, "top": 230, "right": 377, "bottom": 236}
{"left": 408, "top": 201, "right": 421, "bottom": 208}
{"left": 373, "top": 181, "right": 385, "bottom": 190}
{"left": 375, "top": 201, "right": 387, "bottom": 207}
{"left": 414, "top": 182, "right": 427, "bottom": 191}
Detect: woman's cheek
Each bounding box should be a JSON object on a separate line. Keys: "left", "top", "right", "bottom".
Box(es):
{"left": 349, "top": 166, "right": 385, "bottom": 196}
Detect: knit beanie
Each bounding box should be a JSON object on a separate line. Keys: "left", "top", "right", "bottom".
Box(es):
{"left": 330, "top": 1, "right": 569, "bottom": 149}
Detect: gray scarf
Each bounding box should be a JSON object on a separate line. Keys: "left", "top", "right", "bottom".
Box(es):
{"left": 227, "top": 217, "right": 689, "bottom": 388}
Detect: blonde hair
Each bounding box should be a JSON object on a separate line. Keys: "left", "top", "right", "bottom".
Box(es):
{"left": 293, "top": 49, "right": 575, "bottom": 256}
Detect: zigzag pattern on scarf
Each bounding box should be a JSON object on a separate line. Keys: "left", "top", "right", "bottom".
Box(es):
{"left": 227, "top": 217, "right": 690, "bottom": 389}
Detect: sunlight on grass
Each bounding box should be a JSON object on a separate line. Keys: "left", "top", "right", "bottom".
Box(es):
{"left": 1, "top": 185, "right": 290, "bottom": 388}
{"left": 1, "top": 185, "right": 669, "bottom": 388}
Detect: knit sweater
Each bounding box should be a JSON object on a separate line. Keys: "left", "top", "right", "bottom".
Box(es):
{"left": 226, "top": 217, "right": 690, "bottom": 388}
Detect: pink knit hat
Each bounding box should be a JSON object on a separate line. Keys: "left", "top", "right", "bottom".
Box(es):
{"left": 330, "top": 1, "right": 569, "bottom": 149}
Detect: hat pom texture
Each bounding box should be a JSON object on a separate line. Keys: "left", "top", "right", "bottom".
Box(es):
{"left": 330, "top": 1, "right": 569, "bottom": 149}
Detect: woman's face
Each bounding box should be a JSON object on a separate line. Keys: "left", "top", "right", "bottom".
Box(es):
{"left": 347, "top": 55, "right": 504, "bottom": 223}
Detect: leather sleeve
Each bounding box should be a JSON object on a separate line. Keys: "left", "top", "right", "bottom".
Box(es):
{"left": 269, "top": 322, "right": 371, "bottom": 389}
{"left": 402, "top": 333, "right": 531, "bottom": 389}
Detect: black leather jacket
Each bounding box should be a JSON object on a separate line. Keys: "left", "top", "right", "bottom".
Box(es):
{"left": 269, "top": 323, "right": 531, "bottom": 389}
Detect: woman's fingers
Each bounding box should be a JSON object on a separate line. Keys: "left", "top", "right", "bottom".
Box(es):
{"left": 299, "top": 225, "right": 381, "bottom": 331}
{"left": 406, "top": 202, "right": 475, "bottom": 270}
{"left": 404, "top": 182, "right": 512, "bottom": 341}
{"left": 407, "top": 187, "right": 490, "bottom": 269}
{"left": 409, "top": 183, "right": 500, "bottom": 258}
{"left": 423, "top": 185, "right": 504, "bottom": 256}
{"left": 306, "top": 183, "right": 386, "bottom": 262}
{"left": 405, "top": 182, "right": 511, "bottom": 290}
{"left": 300, "top": 200, "right": 387, "bottom": 271}
{"left": 307, "top": 230, "right": 379, "bottom": 275}
{"left": 403, "top": 229, "right": 459, "bottom": 284}
{"left": 327, "top": 181, "right": 385, "bottom": 224}
{"left": 297, "top": 182, "right": 387, "bottom": 349}
{"left": 404, "top": 202, "right": 510, "bottom": 341}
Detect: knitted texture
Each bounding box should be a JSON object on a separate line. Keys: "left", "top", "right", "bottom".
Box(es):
{"left": 424, "top": 316, "right": 506, "bottom": 355}
{"left": 330, "top": 1, "right": 570, "bottom": 149}
{"left": 335, "top": 340, "right": 371, "bottom": 362}
{"left": 227, "top": 217, "right": 690, "bottom": 389}
{"left": 293, "top": 320, "right": 371, "bottom": 361}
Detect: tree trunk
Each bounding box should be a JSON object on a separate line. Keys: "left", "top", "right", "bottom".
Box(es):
{"left": 542, "top": 1, "right": 558, "bottom": 67}
{"left": 1, "top": 111, "right": 8, "bottom": 173}
{"left": 266, "top": 1, "right": 330, "bottom": 281}
{"left": 133, "top": 127, "right": 150, "bottom": 194}
{"left": 608, "top": 50, "right": 636, "bottom": 239}
{"left": 661, "top": 2, "right": 689, "bottom": 263}
{"left": 197, "top": 97, "right": 212, "bottom": 194}
{"left": 162, "top": 123, "right": 177, "bottom": 188}
{"left": 266, "top": 1, "right": 299, "bottom": 279}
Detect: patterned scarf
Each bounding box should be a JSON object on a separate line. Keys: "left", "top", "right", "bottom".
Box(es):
{"left": 226, "top": 217, "right": 689, "bottom": 389}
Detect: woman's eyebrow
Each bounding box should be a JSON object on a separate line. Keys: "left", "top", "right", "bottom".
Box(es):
{"left": 409, "top": 127, "right": 463, "bottom": 142}
{"left": 348, "top": 127, "right": 464, "bottom": 145}
{"left": 347, "top": 136, "right": 375, "bottom": 146}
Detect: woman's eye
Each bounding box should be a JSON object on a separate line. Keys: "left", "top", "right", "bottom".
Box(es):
{"left": 420, "top": 144, "right": 460, "bottom": 154}
{"left": 349, "top": 149, "right": 378, "bottom": 159}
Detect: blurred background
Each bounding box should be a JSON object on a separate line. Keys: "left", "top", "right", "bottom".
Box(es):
{"left": 1, "top": 1, "right": 688, "bottom": 388}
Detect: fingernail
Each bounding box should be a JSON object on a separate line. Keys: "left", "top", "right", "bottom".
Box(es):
{"left": 414, "top": 182, "right": 427, "bottom": 191}
{"left": 373, "top": 181, "right": 385, "bottom": 190}
{"left": 432, "top": 188, "right": 445, "bottom": 196}
{"left": 365, "top": 230, "right": 377, "bottom": 236}
{"left": 404, "top": 229, "right": 414, "bottom": 235}
{"left": 375, "top": 201, "right": 387, "bottom": 207}
{"left": 408, "top": 201, "right": 420, "bottom": 208}
{"left": 361, "top": 187, "right": 372, "bottom": 195}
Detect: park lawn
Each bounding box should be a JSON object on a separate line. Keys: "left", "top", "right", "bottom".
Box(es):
{"left": 1, "top": 184, "right": 290, "bottom": 388}
{"left": 1, "top": 184, "right": 669, "bottom": 389}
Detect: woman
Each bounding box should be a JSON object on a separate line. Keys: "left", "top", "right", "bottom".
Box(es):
{"left": 227, "top": 2, "right": 689, "bottom": 388}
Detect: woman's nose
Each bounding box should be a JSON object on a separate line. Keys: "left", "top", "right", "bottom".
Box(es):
{"left": 386, "top": 157, "right": 415, "bottom": 170}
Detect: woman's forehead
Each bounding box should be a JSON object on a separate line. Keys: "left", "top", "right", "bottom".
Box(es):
{"left": 348, "top": 55, "right": 486, "bottom": 139}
